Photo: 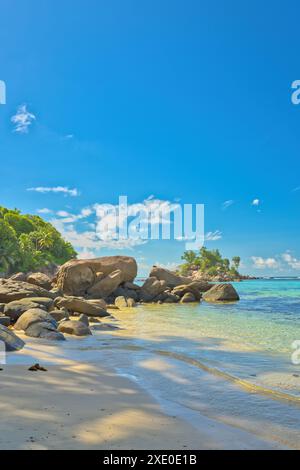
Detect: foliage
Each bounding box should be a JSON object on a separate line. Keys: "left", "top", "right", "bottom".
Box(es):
{"left": 0, "top": 206, "right": 77, "bottom": 274}
{"left": 180, "top": 247, "right": 241, "bottom": 277}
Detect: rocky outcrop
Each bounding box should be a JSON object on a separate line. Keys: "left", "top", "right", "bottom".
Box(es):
{"left": 203, "top": 283, "right": 240, "bottom": 302}
{"left": 58, "top": 320, "right": 92, "bottom": 336}
{"left": 0, "top": 324, "right": 25, "bottom": 351}
{"left": 27, "top": 272, "right": 52, "bottom": 290}
{"left": 55, "top": 256, "right": 138, "bottom": 296}
{"left": 54, "top": 296, "right": 109, "bottom": 317}
{"left": 171, "top": 281, "right": 210, "bottom": 301}
{"left": 0, "top": 280, "right": 54, "bottom": 303}
{"left": 87, "top": 269, "right": 123, "bottom": 298}
{"left": 140, "top": 277, "right": 167, "bottom": 302}
{"left": 149, "top": 267, "right": 193, "bottom": 288}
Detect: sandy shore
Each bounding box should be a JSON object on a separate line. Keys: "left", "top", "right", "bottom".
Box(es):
{"left": 0, "top": 349, "right": 281, "bottom": 449}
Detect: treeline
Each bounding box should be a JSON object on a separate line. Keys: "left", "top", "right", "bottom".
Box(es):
{"left": 0, "top": 206, "right": 76, "bottom": 274}
{"left": 180, "top": 247, "right": 241, "bottom": 277}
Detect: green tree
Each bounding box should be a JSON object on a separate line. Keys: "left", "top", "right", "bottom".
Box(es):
{"left": 0, "top": 219, "right": 20, "bottom": 273}
{"left": 0, "top": 206, "right": 77, "bottom": 274}
{"left": 232, "top": 256, "right": 241, "bottom": 270}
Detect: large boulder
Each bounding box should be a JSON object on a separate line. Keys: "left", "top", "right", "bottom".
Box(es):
{"left": 27, "top": 272, "right": 52, "bottom": 290}
{"left": 25, "top": 322, "right": 65, "bottom": 341}
{"left": 87, "top": 269, "right": 123, "bottom": 298}
{"left": 149, "top": 267, "right": 193, "bottom": 288}
{"left": 0, "top": 324, "right": 25, "bottom": 351}
{"left": 4, "top": 300, "right": 46, "bottom": 322}
{"left": 14, "top": 308, "right": 57, "bottom": 331}
{"left": 140, "top": 277, "right": 167, "bottom": 302}
{"left": 54, "top": 296, "right": 109, "bottom": 317}
{"left": 0, "top": 280, "right": 54, "bottom": 303}
{"left": 172, "top": 281, "right": 210, "bottom": 301}
{"left": 55, "top": 256, "right": 138, "bottom": 296}
{"left": 58, "top": 320, "right": 92, "bottom": 336}
{"left": 203, "top": 283, "right": 240, "bottom": 302}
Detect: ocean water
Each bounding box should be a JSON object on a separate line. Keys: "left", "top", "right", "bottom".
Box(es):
{"left": 94, "top": 279, "right": 300, "bottom": 447}
{"left": 8, "top": 279, "right": 300, "bottom": 448}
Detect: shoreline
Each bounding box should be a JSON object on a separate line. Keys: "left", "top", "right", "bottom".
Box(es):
{"left": 0, "top": 334, "right": 285, "bottom": 450}
{"left": 0, "top": 355, "right": 280, "bottom": 450}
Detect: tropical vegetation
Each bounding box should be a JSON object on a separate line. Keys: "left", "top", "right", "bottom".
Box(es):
{"left": 179, "top": 247, "right": 241, "bottom": 277}
{"left": 0, "top": 206, "right": 76, "bottom": 274}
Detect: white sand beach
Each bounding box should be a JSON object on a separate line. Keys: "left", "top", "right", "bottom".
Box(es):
{"left": 0, "top": 336, "right": 282, "bottom": 450}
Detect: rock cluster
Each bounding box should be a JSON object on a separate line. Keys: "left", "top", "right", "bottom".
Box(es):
{"left": 0, "top": 256, "right": 240, "bottom": 353}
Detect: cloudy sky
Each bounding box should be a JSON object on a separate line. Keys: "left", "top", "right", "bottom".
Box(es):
{"left": 1, "top": 0, "right": 300, "bottom": 276}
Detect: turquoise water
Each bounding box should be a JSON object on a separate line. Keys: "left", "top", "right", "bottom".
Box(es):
{"left": 10, "top": 279, "right": 300, "bottom": 447}
{"left": 97, "top": 279, "right": 300, "bottom": 447}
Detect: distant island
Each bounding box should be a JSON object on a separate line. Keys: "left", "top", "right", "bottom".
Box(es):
{"left": 178, "top": 247, "right": 253, "bottom": 281}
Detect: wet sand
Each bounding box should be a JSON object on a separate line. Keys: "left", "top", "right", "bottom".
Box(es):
{"left": 0, "top": 354, "right": 280, "bottom": 450}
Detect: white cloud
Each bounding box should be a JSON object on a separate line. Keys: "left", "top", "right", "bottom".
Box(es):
{"left": 27, "top": 186, "right": 79, "bottom": 197}
{"left": 153, "top": 261, "right": 179, "bottom": 271}
{"left": 251, "top": 256, "right": 279, "bottom": 269}
{"left": 11, "top": 104, "right": 36, "bottom": 133}
{"left": 292, "top": 186, "right": 300, "bottom": 193}
{"left": 222, "top": 200, "right": 234, "bottom": 210}
{"left": 252, "top": 198, "right": 260, "bottom": 206}
{"left": 205, "top": 230, "right": 222, "bottom": 241}
{"left": 77, "top": 249, "right": 96, "bottom": 259}
{"left": 36, "top": 208, "right": 52, "bottom": 214}
{"left": 49, "top": 196, "right": 199, "bottom": 252}
{"left": 281, "top": 252, "right": 300, "bottom": 269}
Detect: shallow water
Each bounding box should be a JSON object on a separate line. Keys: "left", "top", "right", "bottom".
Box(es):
{"left": 100, "top": 279, "right": 300, "bottom": 447}
{"left": 7, "top": 279, "right": 300, "bottom": 448}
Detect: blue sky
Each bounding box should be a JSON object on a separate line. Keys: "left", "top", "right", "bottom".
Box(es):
{"left": 1, "top": 0, "right": 300, "bottom": 276}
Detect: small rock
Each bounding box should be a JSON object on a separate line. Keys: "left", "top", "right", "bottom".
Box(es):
{"left": 58, "top": 320, "right": 92, "bottom": 336}
{"left": 115, "top": 296, "right": 128, "bottom": 309}
{"left": 180, "top": 292, "right": 196, "bottom": 303}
